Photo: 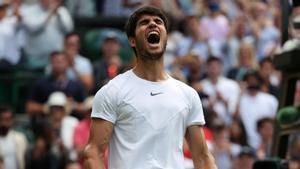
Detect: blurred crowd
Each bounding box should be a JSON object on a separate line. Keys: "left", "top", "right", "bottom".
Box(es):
{"left": 0, "top": 0, "right": 300, "bottom": 169}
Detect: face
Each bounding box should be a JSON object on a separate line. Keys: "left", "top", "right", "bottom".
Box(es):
{"left": 258, "top": 121, "right": 274, "bottom": 140}
{"left": 0, "top": 111, "right": 13, "bottom": 136}
{"left": 0, "top": 7, "right": 7, "bottom": 20}
{"left": 101, "top": 39, "right": 120, "bottom": 58}
{"left": 64, "top": 35, "right": 80, "bottom": 58}
{"left": 129, "top": 15, "right": 167, "bottom": 60}
{"left": 207, "top": 61, "right": 222, "bottom": 79}
{"left": 259, "top": 61, "right": 273, "bottom": 79}
{"left": 239, "top": 44, "right": 253, "bottom": 67}
{"left": 51, "top": 54, "right": 68, "bottom": 75}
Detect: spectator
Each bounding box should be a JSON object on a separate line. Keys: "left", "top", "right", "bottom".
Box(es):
{"left": 93, "top": 30, "right": 123, "bottom": 92}
{"left": 46, "top": 92, "right": 79, "bottom": 151}
{"left": 209, "top": 118, "right": 241, "bottom": 169}
{"left": 229, "top": 118, "right": 248, "bottom": 146}
{"left": 0, "top": 105, "right": 27, "bottom": 169}
{"left": 248, "top": 1, "right": 280, "bottom": 60}
{"left": 47, "top": 32, "right": 94, "bottom": 92}
{"left": 175, "top": 15, "right": 209, "bottom": 69}
{"left": 200, "top": 1, "right": 230, "bottom": 58}
{"left": 200, "top": 57, "right": 240, "bottom": 124}
{"left": 0, "top": 1, "right": 23, "bottom": 69}
{"left": 25, "top": 125, "right": 63, "bottom": 169}
{"left": 227, "top": 42, "right": 257, "bottom": 81}
{"left": 21, "top": 0, "right": 73, "bottom": 69}
{"left": 256, "top": 117, "right": 274, "bottom": 160}
{"left": 233, "top": 146, "right": 255, "bottom": 169}
{"left": 26, "top": 51, "right": 85, "bottom": 134}
{"left": 238, "top": 70, "right": 278, "bottom": 149}
{"left": 259, "top": 57, "right": 280, "bottom": 97}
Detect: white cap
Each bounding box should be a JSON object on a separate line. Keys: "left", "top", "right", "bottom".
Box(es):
{"left": 47, "top": 92, "right": 67, "bottom": 107}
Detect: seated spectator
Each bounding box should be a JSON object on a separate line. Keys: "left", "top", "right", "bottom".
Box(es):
{"left": 21, "top": 0, "right": 73, "bottom": 69}
{"left": 200, "top": 57, "right": 240, "bottom": 125}
{"left": 227, "top": 42, "right": 258, "bottom": 81}
{"left": 225, "top": 16, "right": 255, "bottom": 72}
{"left": 26, "top": 51, "right": 86, "bottom": 134}
{"left": 256, "top": 117, "right": 274, "bottom": 160}
{"left": 0, "top": 105, "right": 27, "bottom": 169}
{"left": 47, "top": 32, "right": 94, "bottom": 92}
{"left": 258, "top": 57, "right": 280, "bottom": 97}
{"left": 229, "top": 118, "right": 249, "bottom": 146}
{"left": 238, "top": 71, "right": 278, "bottom": 149}
{"left": 25, "top": 126, "right": 63, "bottom": 169}
{"left": 46, "top": 92, "right": 79, "bottom": 151}
{"left": 0, "top": 1, "right": 23, "bottom": 69}
{"left": 26, "top": 92, "right": 78, "bottom": 169}
{"left": 93, "top": 30, "right": 123, "bottom": 92}
{"left": 209, "top": 118, "right": 241, "bottom": 169}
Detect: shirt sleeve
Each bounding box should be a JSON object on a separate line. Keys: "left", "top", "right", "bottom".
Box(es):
{"left": 186, "top": 88, "right": 206, "bottom": 127}
{"left": 91, "top": 84, "right": 118, "bottom": 124}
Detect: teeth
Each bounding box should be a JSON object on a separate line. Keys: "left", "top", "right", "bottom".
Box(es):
{"left": 148, "top": 30, "right": 159, "bottom": 37}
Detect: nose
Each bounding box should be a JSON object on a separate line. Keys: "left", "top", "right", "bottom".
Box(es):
{"left": 148, "top": 20, "right": 157, "bottom": 28}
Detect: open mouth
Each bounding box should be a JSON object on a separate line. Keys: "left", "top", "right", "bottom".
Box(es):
{"left": 147, "top": 31, "right": 160, "bottom": 44}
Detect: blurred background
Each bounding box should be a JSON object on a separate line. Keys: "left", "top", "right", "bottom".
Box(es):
{"left": 0, "top": 0, "right": 299, "bottom": 169}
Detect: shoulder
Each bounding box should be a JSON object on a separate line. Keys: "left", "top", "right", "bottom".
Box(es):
{"left": 94, "top": 70, "right": 133, "bottom": 98}
{"left": 259, "top": 92, "right": 278, "bottom": 102}
{"left": 75, "top": 55, "right": 92, "bottom": 65}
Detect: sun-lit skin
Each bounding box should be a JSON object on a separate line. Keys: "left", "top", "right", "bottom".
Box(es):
{"left": 129, "top": 15, "right": 168, "bottom": 61}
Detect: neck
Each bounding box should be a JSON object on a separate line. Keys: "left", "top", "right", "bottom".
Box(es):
{"left": 210, "top": 76, "right": 219, "bottom": 84}
{"left": 133, "top": 57, "right": 168, "bottom": 82}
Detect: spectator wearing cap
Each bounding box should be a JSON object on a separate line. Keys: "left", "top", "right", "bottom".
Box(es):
{"left": 46, "top": 32, "right": 94, "bottom": 92}
{"left": 26, "top": 51, "right": 86, "bottom": 135}
{"left": 0, "top": 105, "right": 27, "bottom": 169}
{"left": 237, "top": 70, "right": 278, "bottom": 149}
{"left": 208, "top": 118, "right": 241, "bottom": 169}
{"left": 233, "top": 146, "right": 255, "bottom": 169}
{"left": 21, "top": 0, "right": 73, "bottom": 69}
{"left": 0, "top": 0, "right": 23, "bottom": 69}
{"left": 46, "top": 91, "right": 79, "bottom": 151}
{"left": 93, "top": 30, "right": 123, "bottom": 93}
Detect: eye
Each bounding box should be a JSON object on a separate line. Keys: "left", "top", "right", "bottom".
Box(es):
{"left": 155, "top": 19, "right": 163, "bottom": 25}
{"left": 139, "top": 19, "right": 149, "bottom": 26}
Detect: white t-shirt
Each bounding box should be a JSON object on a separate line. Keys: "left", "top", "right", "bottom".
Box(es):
{"left": 201, "top": 77, "right": 240, "bottom": 124}
{"left": 0, "top": 133, "right": 18, "bottom": 169}
{"left": 239, "top": 92, "right": 278, "bottom": 148}
{"left": 92, "top": 70, "right": 205, "bottom": 169}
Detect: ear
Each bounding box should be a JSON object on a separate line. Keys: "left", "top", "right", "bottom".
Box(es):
{"left": 128, "top": 37, "right": 136, "bottom": 48}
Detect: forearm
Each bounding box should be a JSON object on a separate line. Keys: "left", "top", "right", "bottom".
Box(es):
{"left": 193, "top": 151, "right": 217, "bottom": 169}
{"left": 84, "top": 144, "right": 106, "bottom": 169}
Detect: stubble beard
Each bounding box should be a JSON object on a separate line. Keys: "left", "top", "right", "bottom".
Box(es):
{"left": 137, "top": 39, "right": 167, "bottom": 61}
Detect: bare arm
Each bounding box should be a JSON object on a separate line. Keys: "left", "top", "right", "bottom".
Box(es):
{"left": 84, "top": 118, "right": 114, "bottom": 169}
{"left": 185, "top": 125, "right": 217, "bottom": 169}
{"left": 26, "top": 101, "right": 44, "bottom": 116}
